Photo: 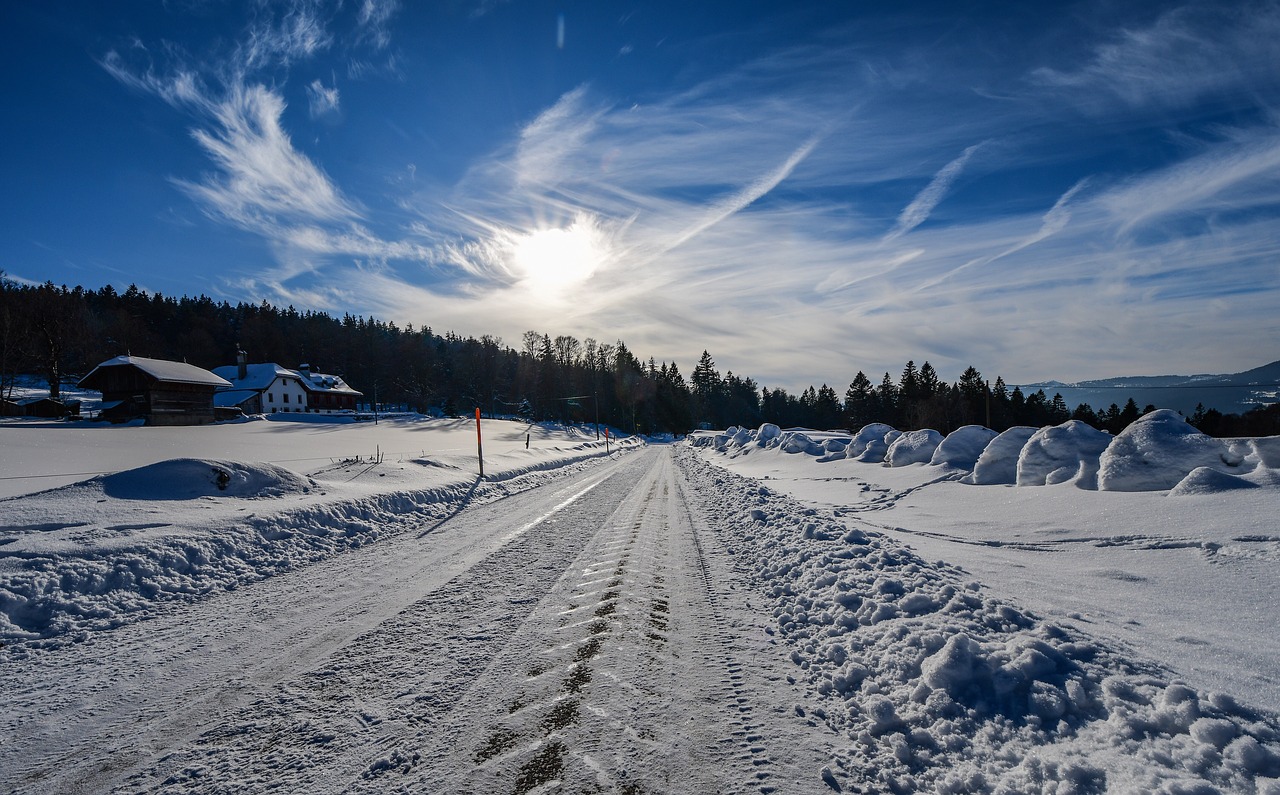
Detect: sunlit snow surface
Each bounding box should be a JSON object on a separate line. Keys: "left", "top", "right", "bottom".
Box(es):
{"left": 687, "top": 412, "right": 1280, "bottom": 791}
{"left": 2, "top": 411, "right": 1279, "bottom": 792}
{"left": 0, "top": 415, "right": 634, "bottom": 644}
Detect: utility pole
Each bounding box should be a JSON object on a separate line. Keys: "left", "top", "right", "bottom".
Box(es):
{"left": 985, "top": 380, "right": 991, "bottom": 429}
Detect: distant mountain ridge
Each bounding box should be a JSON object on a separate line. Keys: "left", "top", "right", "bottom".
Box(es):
{"left": 1017, "top": 360, "right": 1280, "bottom": 416}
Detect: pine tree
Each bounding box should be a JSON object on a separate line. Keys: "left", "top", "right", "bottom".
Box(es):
{"left": 877, "top": 372, "right": 900, "bottom": 426}
{"left": 843, "top": 371, "right": 875, "bottom": 429}
{"left": 957, "top": 365, "right": 985, "bottom": 426}
{"left": 814, "top": 384, "right": 841, "bottom": 429}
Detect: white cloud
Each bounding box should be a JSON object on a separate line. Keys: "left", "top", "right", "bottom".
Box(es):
{"left": 306, "top": 78, "right": 340, "bottom": 118}
{"left": 357, "top": 0, "right": 400, "bottom": 49}
{"left": 176, "top": 83, "right": 357, "bottom": 228}
{"left": 885, "top": 143, "right": 983, "bottom": 242}
{"left": 1031, "top": 4, "right": 1280, "bottom": 111}
{"left": 100, "top": 51, "right": 205, "bottom": 110}
{"left": 241, "top": 0, "right": 333, "bottom": 70}
{"left": 513, "top": 86, "right": 605, "bottom": 189}
{"left": 1101, "top": 132, "right": 1280, "bottom": 234}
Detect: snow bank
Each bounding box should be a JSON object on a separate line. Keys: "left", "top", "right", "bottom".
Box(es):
{"left": 101, "top": 459, "right": 315, "bottom": 500}
{"left": 688, "top": 423, "right": 833, "bottom": 458}
{"left": 847, "top": 423, "right": 897, "bottom": 457}
{"left": 1100, "top": 409, "right": 1253, "bottom": 492}
{"left": 0, "top": 442, "right": 639, "bottom": 648}
{"left": 884, "top": 429, "right": 943, "bottom": 467}
{"left": 929, "top": 425, "right": 999, "bottom": 470}
{"left": 778, "top": 430, "right": 822, "bottom": 455}
{"left": 690, "top": 416, "right": 1280, "bottom": 495}
{"left": 965, "top": 426, "right": 1039, "bottom": 485}
{"left": 1170, "top": 467, "right": 1260, "bottom": 496}
{"left": 1017, "top": 420, "right": 1113, "bottom": 488}
{"left": 678, "top": 448, "right": 1280, "bottom": 793}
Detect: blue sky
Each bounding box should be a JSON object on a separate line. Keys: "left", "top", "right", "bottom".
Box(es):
{"left": 4, "top": 1, "right": 1279, "bottom": 389}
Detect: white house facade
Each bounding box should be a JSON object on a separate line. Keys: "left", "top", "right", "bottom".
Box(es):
{"left": 212, "top": 360, "right": 362, "bottom": 415}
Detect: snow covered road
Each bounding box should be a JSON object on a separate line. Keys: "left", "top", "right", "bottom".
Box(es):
{"left": 6, "top": 440, "right": 1280, "bottom": 794}
{"left": 1, "top": 447, "right": 832, "bottom": 794}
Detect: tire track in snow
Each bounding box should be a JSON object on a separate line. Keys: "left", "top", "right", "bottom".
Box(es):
{"left": 114, "top": 462, "right": 642, "bottom": 794}
{"left": 0, "top": 453, "right": 639, "bottom": 795}
{"left": 672, "top": 460, "right": 782, "bottom": 794}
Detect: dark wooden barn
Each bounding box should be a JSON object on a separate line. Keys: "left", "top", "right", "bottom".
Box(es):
{"left": 21, "top": 397, "right": 80, "bottom": 418}
{"left": 78, "top": 356, "right": 231, "bottom": 425}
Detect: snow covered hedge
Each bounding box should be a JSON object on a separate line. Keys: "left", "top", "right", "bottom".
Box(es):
{"left": 690, "top": 411, "right": 1280, "bottom": 493}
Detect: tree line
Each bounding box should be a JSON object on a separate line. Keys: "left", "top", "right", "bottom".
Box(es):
{"left": 2, "top": 278, "right": 1274, "bottom": 437}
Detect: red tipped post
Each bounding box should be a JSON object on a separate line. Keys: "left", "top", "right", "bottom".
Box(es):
{"left": 475, "top": 407, "right": 484, "bottom": 479}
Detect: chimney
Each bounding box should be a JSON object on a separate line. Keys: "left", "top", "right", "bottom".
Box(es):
{"left": 236, "top": 346, "right": 247, "bottom": 381}
{"left": 299, "top": 363, "right": 311, "bottom": 378}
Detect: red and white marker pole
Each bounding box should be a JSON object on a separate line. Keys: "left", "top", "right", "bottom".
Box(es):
{"left": 475, "top": 407, "right": 484, "bottom": 479}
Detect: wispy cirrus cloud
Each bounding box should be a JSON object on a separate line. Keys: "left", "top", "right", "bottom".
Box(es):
{"left": 240, "top": 0, "right": 333, "bottom": 70}
{"left": 1101, "top": 131, "right": 1280, "bottom": 235}
{"left": 356, "top": 0, "right": 399, "bottom": 49}
{"left": 306, "top": 78, "right": 340, "bottom": 118}
{"left": 1031, "top": 3, "right": 1280, "bottom": 111}
{"left": 175, "top": 83, "right": 357, "bottom": 228}
{"left": 884, "top": 143, "right": 983, "bottom": 242}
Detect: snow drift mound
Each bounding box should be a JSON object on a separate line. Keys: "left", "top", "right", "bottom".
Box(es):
{"left": 930, "top": 425, "right": 998, "bottom": 470}
{"left": 101, "top": 459, "right": 315, "bottom": 500}
{"left": 1170, "top": 467, "right": 1260, "bottom": 496}
{"left": 847, "top": 423, "right": 897, "bottom": 458}
{"left": 1017, "top": 420, "right": 1112, "bottom": 488}
{"left": 1099, "top": 409, "right": 1251, "bottom": 492}
{"left": 884, "top": 429, "right": 943, "bottom": 466}
{"left": 965, "top": 426, "right": 1039, "bottom": 485}
{"left": 778, "top": 430, "right": 821, "bottom": 455}
{"left": 755, "top": 423, "right": 782, "bottom": 446}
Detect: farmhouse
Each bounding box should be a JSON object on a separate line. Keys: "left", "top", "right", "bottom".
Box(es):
{"left": 78, "top": 355, "right": 231, "bottom": 425}
{"left": 296, "top": 364, "right": 362, "bottom": 413}
{"left": 212, "top": 357, "right": 361, "bottom": 415}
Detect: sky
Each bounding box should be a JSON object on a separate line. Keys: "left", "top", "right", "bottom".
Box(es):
{"left": 3, "top": 0, "right": 1280, "bottom": 390}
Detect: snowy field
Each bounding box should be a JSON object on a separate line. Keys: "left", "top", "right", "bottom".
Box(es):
{"left": 1, "top": 411, "right": 1279, "bottom": 793}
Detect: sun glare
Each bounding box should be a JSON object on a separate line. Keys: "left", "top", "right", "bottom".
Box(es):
{"left": 511, "top": 217, "right": 606, "bottom": 297}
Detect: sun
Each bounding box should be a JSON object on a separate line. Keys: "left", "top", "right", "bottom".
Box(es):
{"left": 511, "top": 216, "right": 607, "bottom": 297}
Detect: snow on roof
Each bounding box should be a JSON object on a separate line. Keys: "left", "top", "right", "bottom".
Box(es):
{"left": 80, "top": 356, "right": 231, "bottom": 388}
{"left": 212, "top": 389, "right": 260, "bottom": 408}
{"left": 209, "top": 363, "right": 360, "bottom": 396}
{"left": 210, "top": 363, "right": 301, "bottom": 392}
{"left": 297, "top": 370, "right": 362, "bottom": 396}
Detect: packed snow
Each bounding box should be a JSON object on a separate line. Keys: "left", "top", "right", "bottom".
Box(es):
{"left": 0, "top": 414, "right": 638, "bottom": 648}
{"left": 2, "top": 408, "right": 1278, "bottom": 793}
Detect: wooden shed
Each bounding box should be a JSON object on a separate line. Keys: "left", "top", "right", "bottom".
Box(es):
{"left": 21, "top": 397, "right": 80, "bottom": 418}
{"left": 78, "top": 356, "right": 231, "bottom": 425}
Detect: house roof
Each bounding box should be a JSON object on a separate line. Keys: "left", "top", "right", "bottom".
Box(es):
{"left": 297, "top": 369, "right": 362, "bottom": 396}
{"left": 211, "top": 363, "right": 301, "bottom": 392}
{"left": 213, "top": 389, "right": 260, "bottom": 408}
{"left": 211, "top": 363, "right": 362, "bottom": 397}
{"left": 79, "top": 356, "right": 231, "bottom": 389}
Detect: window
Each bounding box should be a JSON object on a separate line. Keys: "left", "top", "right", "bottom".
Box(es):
{"left": 284, "top": 393, "right": 289, "bottom": 403}
{"left": 268, "top": 393, "right": 274, "bottom": 403}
